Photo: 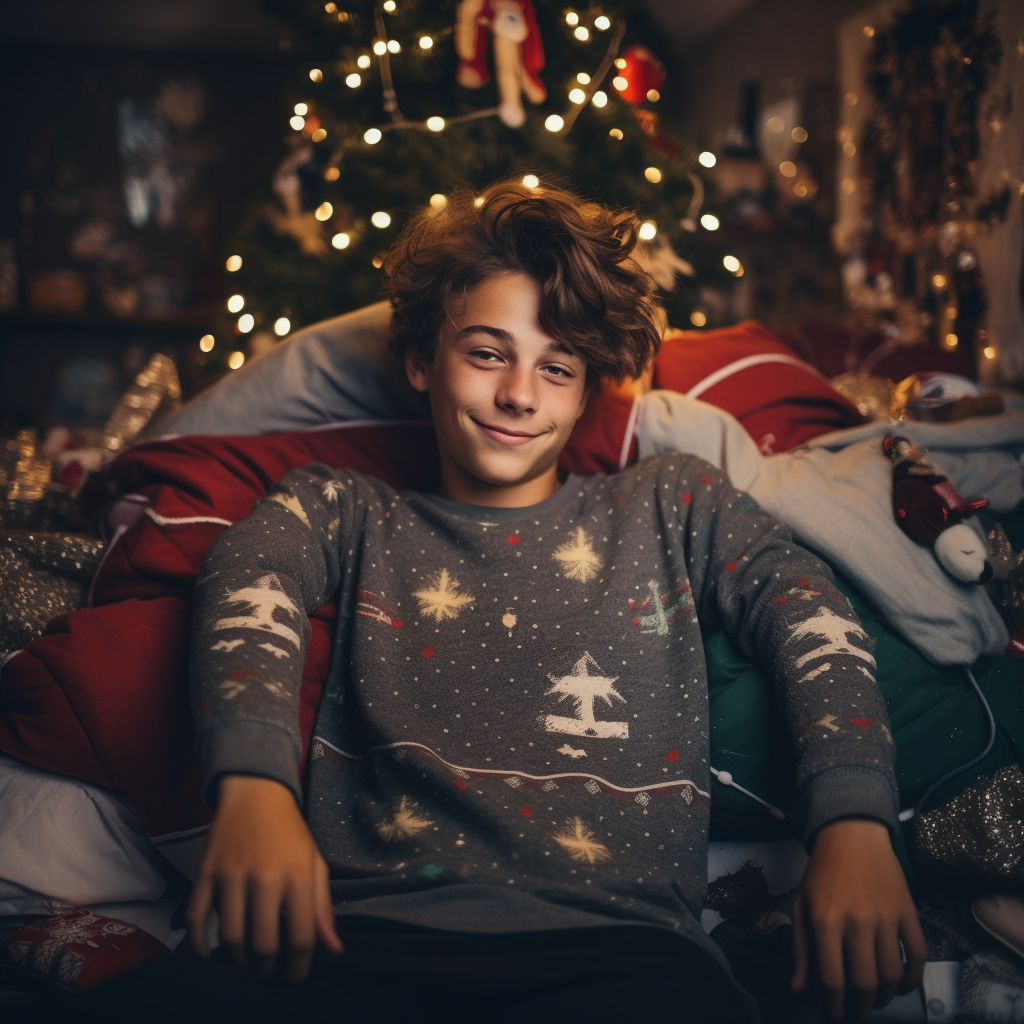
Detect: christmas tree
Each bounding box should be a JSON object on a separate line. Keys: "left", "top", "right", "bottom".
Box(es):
{"left": 206, "top": 0, "right": 735, "bottom": 376}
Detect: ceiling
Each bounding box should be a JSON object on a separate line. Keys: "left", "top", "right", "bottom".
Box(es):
{"left": 0, "top": 0, "right": 759, "bottom": 51}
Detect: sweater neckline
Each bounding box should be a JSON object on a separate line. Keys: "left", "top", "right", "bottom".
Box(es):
{"left": 416, "top": 476, "right": 582, "bottom": 522}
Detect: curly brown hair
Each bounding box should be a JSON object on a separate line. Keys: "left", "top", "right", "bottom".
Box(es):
{"left": 382, "top": 179, "right": 662, "bottom": 384}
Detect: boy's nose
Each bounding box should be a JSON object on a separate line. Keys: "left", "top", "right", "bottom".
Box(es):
{"left": 496, "top": 366, "right": 538, "bottom": 413}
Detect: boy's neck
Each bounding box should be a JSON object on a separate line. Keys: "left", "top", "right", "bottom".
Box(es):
{"left": 437, "top": 462, "right": 563, "bottom": 508}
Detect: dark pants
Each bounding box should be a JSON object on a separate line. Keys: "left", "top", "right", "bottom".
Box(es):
{"left": 56, "top": 919, "right": 753, "bottom": 1024}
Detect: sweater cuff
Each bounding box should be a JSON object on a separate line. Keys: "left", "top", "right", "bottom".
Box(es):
{"left": 803, "top": 767, "right": 899, "bottom": 847}
{"left": 195, "top": 721, "right": 302, "bottom": 810}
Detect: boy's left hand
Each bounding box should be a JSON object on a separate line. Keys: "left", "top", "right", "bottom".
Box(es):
{"left": 791, "top": 818, "right": 927, "bottom": 1023}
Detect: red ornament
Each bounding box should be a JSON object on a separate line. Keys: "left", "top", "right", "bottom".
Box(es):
{"left": 614, "top": 45, "right": 666, "bottom": 105}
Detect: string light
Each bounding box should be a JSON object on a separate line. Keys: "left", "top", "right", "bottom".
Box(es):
{"left": 383, "top": 0, "right": 396, "bottom": 10}
{"left": 690, "top": 311, "right": 707, "bottom": 327}
{"left": 473, "top": 197, "right": 485, "bottom": 208}
{"left": 419, "top": 36, "right": 433, "bottom": 49}
{"left": 324, "top": 2, "right": 336, "bottom": 11}
{"left": 767, "top": 116, "right": 784, "bottom": 133}
{"left": 426, "top": 116, "right": 445, "bottom": 132}
{"left": 698, "top": 151, "right": 716, "bottom": 168}
{"left": 945, "top": 333, "right": 959, "bottom": 349}
{"left": 565, "top": 12, "right": 579, "bottom": 26}
{"left": 346, "top": 73, "right": 362, "bottom": 88}
{"left": 791, "top": 127, "right": 808, "bottom": 142}
{"left": 779, "top": 161, "right": 797, "bottom": 177}
{"left": 863, "top": 25, "right": 875, "bottom": 36}
{"left": 700, "top": 213, "right": 720, "bottom": 231}
{"left": 332, "top": 232, "right": 351, "bottom": 249}
{"left": 237, "top": 314, "right": 254, "bottom": 333}
{"left": 522, "top": 174, "right": 540, "bottom": 189}
{"left": 576, "top": 72, "right": 590, "bottom": 84}
{"left": 274, "top": 317, "right": 291, "bottom": 336}
{"left": 429, "top": 193, "right": 447, "bottom": 209}
{"left": 364, "top": 128, "right": 383, "bottom": 144}
{"left": 612, "top": 76, "right": 628, "bottom": 91}
{"left": 544, "top": 114, "right": 564, "bottom": 132}
{"left": 294, "top": 103, "right": 308, "bottom": 116}
{"left": 227, "top": 294, "right": 245, "bottom": 313}
{"left": 336, "top": 10, "right": 349, "bottom": 21}
{"left": 638, "top": 221, "right": 657, "bottom": 240}
{"left": 357, "top": 54, "right": 371, "bottom": 68}
{"left": 227, "top": 351, "right": 245, "bottom": 369}
{"left": 373, "top": 40, "right": 387, "bottom": 55}
{"left": 609, "top": 128, "right": 623, "bottom": 139}
{"left": 592, "top": 91, "right": 607, "bottom": 107}
{"left": 614, "top": 57, "right": 626, "bottom": 69}
{"left": 723, "top": 255, "right": 741, "bottom": 272}
{"left": 372, "top": 255, "right": 384, "bottom": 268}
{"left": 932, "top": 273, "right": 948, "bottom": 289}
{"left": 387, "top": 39, "right": 401, "bottom": 53}
{"left": 371, "top": 211, "right": 392, "bottom": 228}
{"left": 843, "top": 142, "right": 856, "bottom": 156}
{"left": 595, "top": 15, "right": 611, "bottom": 30}
{"left": 225, "top": 255, "right": 242, "bottom": 272}
{"left": 311, "top": 128, "right": 327, "bottom": 142}
{"left": 290, "top": 115, "right": 306, "bottom": 130}
{"left": 574, "top": 26, "right": 590, "bottom": 41}
{"left": 644, "top": 167, "right": 662, "bottom": 183}
{"left": 646, "top": 89, "right": 660, "bottom": 102}
{"left": 309, "top": 68, "right": 323, "bottom": 82}
{"left": 314, "top": 202, "right": 334, "bottom": 221}
{"left": 841, "top": 178, "right": 857, "bottom": 194}
{"left": 199, "top": 334, "right": 215, "bottom": 352}
{"left": 984, "top": 346, "right": 996, "bottom": 359}
{"left": 568, "top": 88, "right": 586, "bottom": 104}
{"left": 324, "top": 167, "right": 340, "bottom": 181}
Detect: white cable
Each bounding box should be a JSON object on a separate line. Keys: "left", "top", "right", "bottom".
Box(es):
{"left": 710, "top": 766, "right": 786, "bottom": 819}
{"left": 900, "top": 667, "right": 997, "bottom": 822}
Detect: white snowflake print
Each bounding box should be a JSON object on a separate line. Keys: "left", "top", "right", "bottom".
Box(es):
{"left": 269, "top": 490, "right": 311, "bottom": 528}
{"left": 558, "top": 744, "right": 587, "bottom": 759}
{"left": 220, "top": 678, "right": 249, "bottom": 700}
{"left": 787, "top": 607, "right": 875, "bottom": 670}
{"left": 817, "top": 714, "right": 840, "bottom": 733}
{"left": 544, "top": 652, "right": 629, "bottom": 740}
{"left": 585, "top": 779, "right": 601, "bottom": 795}
{"left": 552, "top": 817, "right": 612, "bottom": 864}
{"left": 412, "top": 568, "right": 475, "bottom": 623}
{"left": 634, "top": 791, "right": 651, "bottom": 807}
{"left": 321, "top": 479, "right": 344, "bottom": 502}
{"left": 542, "top": 780, "right": 559, "bottom": 792}
{"left": 551, "top": 526, "right": 603, "bottom": 583}
{"left": 258, "top": 642, "right": 289, "bottom": 660}
{"left": 376, "top": 796, "right": 433, "bottom": 842}
{"left": 311, "top": 741, "right": 325, "bottom": 760}
{"left": 681, "top": 786, "right": 693, "bottom": 804}
{"left": 505, "top": 776, "right": 523, "bottom": 788}
{"left": 210, "top": 638, "right": 244, "bottom": 653}
{"left": 213, "top": 574, "right": 302, "bottom": 649}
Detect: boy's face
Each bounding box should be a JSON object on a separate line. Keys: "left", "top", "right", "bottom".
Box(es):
{"left": 406, "top": 272, "right": 590, "bottom": 507}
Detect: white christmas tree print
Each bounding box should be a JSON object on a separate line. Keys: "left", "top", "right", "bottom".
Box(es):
{"left": 269, "top": 490, "right": 311, "bottom": 528}
{"left": 412, "top": 568, "right": 475, "bottom": 623}
{"left": 321, "top": 478, "right": 344, "bottom": 501}
{"left": 376, "top": 796, "right": 434, "bottom": 842}
{"left": 213, "top": 574, "right": 302, "bottom": 649}
{"left": 787, "top": 607, "right": 875, "bottom": 670}
{"left": 551, "top": 526, "right": 603, "bottom": 583}
{"left": 552, "top": 817, "right": 612, "bottom": 864}
{"left": 544, "top": 652, "right": 629, "bottom": 740}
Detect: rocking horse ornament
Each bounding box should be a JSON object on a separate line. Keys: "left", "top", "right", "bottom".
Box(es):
{"left": 455, "top": 0, "right": 546, "bottom": 127}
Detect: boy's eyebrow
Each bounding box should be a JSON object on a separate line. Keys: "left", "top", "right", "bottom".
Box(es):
{"left": 457, "top": 324, "right": 574, "bottom": 356}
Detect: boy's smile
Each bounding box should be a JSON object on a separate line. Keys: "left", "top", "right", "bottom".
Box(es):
{"left": 405, "top": 272, "right": 590, "bottom": 507}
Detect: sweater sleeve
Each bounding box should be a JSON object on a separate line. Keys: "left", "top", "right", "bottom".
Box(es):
{"left": 189, "top": 463, "right": 352, "bottom": 807}
{"left": 677, "top": 458, "right": 899, "bottom": 844}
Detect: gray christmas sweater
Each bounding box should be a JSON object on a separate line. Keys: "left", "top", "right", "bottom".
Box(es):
{"left": 191, "top": 454, "right": 897, "bottom": 953}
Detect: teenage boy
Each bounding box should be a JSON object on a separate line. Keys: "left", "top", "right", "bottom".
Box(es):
{"left": 183, "top": 181, "right": 925, "bottom": 1022}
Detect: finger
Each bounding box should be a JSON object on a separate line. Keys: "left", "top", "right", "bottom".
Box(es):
{"left": 283, "top": 875, "right": 316, "bottom": 983}
{"left": 218, "top": 875, "right": 248, "bottom": 967}
{"left": 314, "top": 858, "right": 343, "bottom": 955}
{"left": 898, "top": 911, "right": 928, "bottom": 995}
{"left": 248, "top": 876, "right": 285, "bottom": 978}
{"left": 874, "top": 927, "right": 904, "bottom": 1009}
{"left": 185, "top": 875, "right": 214, "bottom": 958}
{"left": 790, "top": 894, "right": 809, "bottom": 993}
{"left": 845, "top": 920, "right": 879, "bottom": 1023}
{"left": 812, "top": 919, "right": 846, "bottom": 1023}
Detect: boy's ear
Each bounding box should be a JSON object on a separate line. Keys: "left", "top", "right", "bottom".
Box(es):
{"left": 405, "top": 347, "right": 431, "bottom": 393}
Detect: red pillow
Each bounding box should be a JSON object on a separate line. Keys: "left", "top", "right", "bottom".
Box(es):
{"left": 652, "top": 320, "right": 865, "bottom": 453}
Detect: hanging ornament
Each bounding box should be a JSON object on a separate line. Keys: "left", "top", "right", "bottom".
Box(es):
{"left": 633, "top": 109, "right": 677, "bottom": 159}
{"left": 455, "top": 0, "right": 546, "bottom": 127}
{"left": 615, "top": 45, "right": 666, "bottom": 105}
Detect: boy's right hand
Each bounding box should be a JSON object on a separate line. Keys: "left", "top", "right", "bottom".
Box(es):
{"left": 185, "top": 774, "right": 343, "bottom": 981}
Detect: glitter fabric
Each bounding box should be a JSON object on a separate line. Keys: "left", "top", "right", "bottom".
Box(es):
{"left": 914, "top": 765, "right": 1024, "bottom": 882}
{"left": 0, "top": 531, "right": 105, "bottom": 657}
{"left": 987, "top": 523, "right": 1024, "bottom": 632}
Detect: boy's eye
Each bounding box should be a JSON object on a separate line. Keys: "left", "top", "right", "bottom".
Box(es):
{"left": 544, "top": 365, "right": 573, "bottom": 379}
{"left": 470, "top": 350, "right": 501, "bottom": 362}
